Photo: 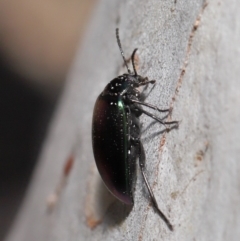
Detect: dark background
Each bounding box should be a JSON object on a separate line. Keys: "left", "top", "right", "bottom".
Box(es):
{"left": 0, "top": 58, "right": 57, "bottom": 240}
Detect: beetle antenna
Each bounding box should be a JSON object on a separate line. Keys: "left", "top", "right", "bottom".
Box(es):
{"left": 131, "top": 48, "right": 138, "bottom": 76}
{"left": 116, "top": 28, "right": 131, "bottom": 74}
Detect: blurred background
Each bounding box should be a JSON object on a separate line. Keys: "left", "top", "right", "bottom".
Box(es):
{"left": 0, "top": 0, "right": 97, "bottom": 239}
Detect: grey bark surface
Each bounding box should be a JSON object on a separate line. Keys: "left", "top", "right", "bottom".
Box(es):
{"left": 6, "top": 0, "right": 240, "bottom": 240}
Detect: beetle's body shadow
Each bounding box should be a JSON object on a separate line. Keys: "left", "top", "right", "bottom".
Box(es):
{"left": 104, "top": 199, "right": 133, "bottom": 227}
{"left": 97, "top": 178, "right": 133, "bottom": 228}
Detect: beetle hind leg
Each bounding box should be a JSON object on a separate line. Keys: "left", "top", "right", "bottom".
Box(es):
{"left": 138, "top": 142, "right": 173, "bottom": 231}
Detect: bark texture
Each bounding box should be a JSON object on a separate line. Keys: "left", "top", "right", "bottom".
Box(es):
{"left": 6, "top": 0, "right": 240, "bottom": 240}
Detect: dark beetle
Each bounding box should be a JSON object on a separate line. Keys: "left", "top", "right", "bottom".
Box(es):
{"left": 92, "top": 29, "right": 178, "bottom": 231}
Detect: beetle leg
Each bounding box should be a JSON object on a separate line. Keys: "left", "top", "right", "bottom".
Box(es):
{"left": 129, "top": 98, "right": 170, "bottom": 113}
{"left": 138, "top": 142, "right": 173, "bottom": 231}
{"left": 139, "top": 82, "right": 156, "bottom": 102}
{"left": 134, "top": 107, "right": 178, "bottom": 130}
{"left": 138, "top": 78, "right": 156, "bottom": 86}
{"left": 129, "top": 101, "right": 143, "bottom": 117}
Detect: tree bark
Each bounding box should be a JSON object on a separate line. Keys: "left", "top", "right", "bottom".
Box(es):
{"left": 6, "top": 0, "right": 240, "bottom": 240}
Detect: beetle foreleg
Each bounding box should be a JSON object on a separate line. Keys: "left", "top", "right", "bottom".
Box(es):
{"left": 139, "top": 82, "right": 156, "bottom": 102}
{"left": 138, "top": 77, "right": 156, "bottom": 86}
{"left": 138, "top": 142, "right": 173, "bottom": 231}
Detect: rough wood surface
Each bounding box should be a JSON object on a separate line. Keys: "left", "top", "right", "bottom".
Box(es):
{"left": 6, "top": 0, "right": 240, "bottom": 240}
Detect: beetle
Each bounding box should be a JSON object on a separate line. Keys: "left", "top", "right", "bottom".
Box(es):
{"left": 92, "top": 29, "right": 178, "bottom": 231}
